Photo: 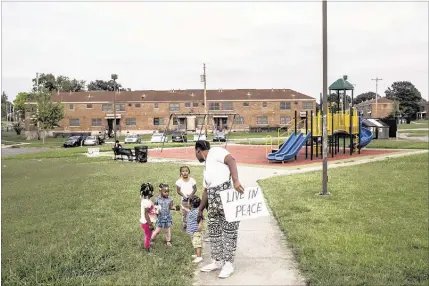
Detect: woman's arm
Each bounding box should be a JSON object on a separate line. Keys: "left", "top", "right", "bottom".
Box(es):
{"left": 197, "top": 219, "right": 203, "bottom": 232}
{"left": 224, "top": 154, "right": 244, "bottom": 193}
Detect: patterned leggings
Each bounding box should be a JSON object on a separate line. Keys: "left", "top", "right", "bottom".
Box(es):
{"left": 207, "top": 181, "right": 240, "bottom": 263}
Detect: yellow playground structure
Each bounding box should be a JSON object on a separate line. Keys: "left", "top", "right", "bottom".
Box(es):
{"left": 266, "top": 108, "right": 373, "bottom": 162}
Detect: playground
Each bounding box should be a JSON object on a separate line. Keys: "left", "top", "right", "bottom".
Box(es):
{"left": 153, "top": 107, "right": 397, "bottom": 167}
{"left": 150, "top": 144, "right": 397, "bottom": 167}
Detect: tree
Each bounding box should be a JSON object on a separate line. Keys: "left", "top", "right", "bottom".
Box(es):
{"left": 1, "top": 91, "right": 13, "bottom": 121}
{"left": 87, "top": 79, "right": 130, "bottom": 91}
{"left": 353, "top": 91, "right": 376, "bottom": 105}
{"left": 32, "top": 73, "right": 57, "bottom": 92}
{"left": 32, "top": 90, "right": 64, "bottom": 144}
{"left": 385, "top": 81, "right": 422, "bottom": 119}
{"left": 32, "top": 73, "right": 86, "bottom": 93}
{"left": 13, "top": 92, "right": 35, "bottom": 120}
{"left": 56, "top": 75, "right": 86, "bottom": 92}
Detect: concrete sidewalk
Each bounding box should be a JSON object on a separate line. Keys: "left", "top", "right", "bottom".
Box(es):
{"left": 193, "top": 165, "right": 305, "bottom": 286}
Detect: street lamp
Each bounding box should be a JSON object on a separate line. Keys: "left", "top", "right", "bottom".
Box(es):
{"left": 111, "top": 74, "right": 118, "bottom": 141}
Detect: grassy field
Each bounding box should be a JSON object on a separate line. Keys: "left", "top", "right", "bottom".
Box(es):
{"left": 2, "top": 157, "right": 205, "bottom": 285}
{"left": 259, "top": 154, "right": 429, "bottom": 286}
{"left": 398, "top": 129, "right": 429, "bottom": 137}
{"left": 398, "top": 120, "right": 429, "bottom": 130}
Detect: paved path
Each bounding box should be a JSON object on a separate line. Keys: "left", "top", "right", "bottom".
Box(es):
{"left": 192, "top": 149, "right": 427, "bottom": 286}
{"left": 1, "top": 146, "right": 51, "bottom": 157}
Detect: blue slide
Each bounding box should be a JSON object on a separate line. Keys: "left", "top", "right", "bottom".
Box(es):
{"left": 268, "top": 132, "right": 311, "bottom": 162}
{"left": 267, "top": 132, "right": 298, "bottom": 160}
{"left": 359, "top": 126, "right": 373, "bottom": 148}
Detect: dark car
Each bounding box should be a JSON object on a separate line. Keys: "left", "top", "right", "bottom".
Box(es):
{"left": 63, "top": 136, "right": 83, "bottom": 148}
{"left": 172, "top": 131, "right": 187, "bottom": 143}
{"left": 213, "top": 131, "right": 227, "bottom": 142}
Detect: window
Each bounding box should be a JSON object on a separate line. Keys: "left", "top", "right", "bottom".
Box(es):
{"left": 185, "top": 102, "right": 191, "bottom": 108}
{"left": 280, "top": 116, "right": 291, "bottom": 125}
{"left": 69, "top": 118, "right": 80, "bottom": 126}
{"left": 102, "top": 104, "right": 112, "bottom": 112}
{"left": 209, "top": 102, "right": 220, "bottom": 111}
{"left": 222, "top": 102, "right": 233, "bottom": 110}
{"left": 69, "top": 104, "right": 74, "bottom": 110}
{"left": 233, "top": 116, "right": 244, "bottom": 125}
{"left": 92, "top": 118, "right": 102, "bottom": 126}
{"left": 116, "top": 104, "right": 125, "bottom": 111}
{"left": 197, "top": 117, "right": 205, "bottom": 125}
{"left": 87, "top": 104, "right": 93, "bottom": 109}
{"left": 262, "top": 102, "right": 268, "bottom": 107}
{"left": 243, "top": 102, "right": 249, "bottom": 107}
{"left": 172, "top": 118, "right": 178, "bottom": 125}
{"left": 193, "top": 102, "right": 199, "bottom": 107}
{"left": 169, "top": 103, "right": 180, "bottom": 111}
{"left": 280, "top": 102, "right": 291, "bottom": 110}
{"left": 135, "top": 103, "right": 141, "bottom": 108}
{"left": 154, "top": 103, "right": 159, "bottom": 109}
{"left": 256, "top": 116, "right": 268, "bottom": 125}
{"left": 125, "top": 118, "right": 136, "bottom": 126}
{"left": 303, "top": 102, "right": 313, "bottom": 110}
{"left": 153, "top": 117, "right": 165, "bottom": 126}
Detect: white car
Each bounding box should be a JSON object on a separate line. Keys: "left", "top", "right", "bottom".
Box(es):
{"left": 151, "top": 133, "right": 168, "bottom": 143}
{"left": 124, "top": 134, "right": 141, "bottom": 144}
{"left": 83, "top": 136, "right": 99, "bottom": 146}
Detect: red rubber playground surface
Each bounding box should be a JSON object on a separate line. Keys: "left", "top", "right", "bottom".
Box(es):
{"left": 149, "top": 145, "right": 397, "bottom": 167}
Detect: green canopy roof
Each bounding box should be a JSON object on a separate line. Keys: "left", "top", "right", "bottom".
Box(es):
{"left": 329, "top": 75, "right": 355, "bottom": 90}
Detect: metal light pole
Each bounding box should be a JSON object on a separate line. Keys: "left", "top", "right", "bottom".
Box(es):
{"left": 201, "top": 63, "right": 208, "bottom": 136}
{"left": 111, "top": 74, "right": 118, "bottom": 141}
{"left": 372, "top": 77, "right": 382, "bottom": 117}
{"left": 321, "top": 0, "right": 329, "bottom": 196}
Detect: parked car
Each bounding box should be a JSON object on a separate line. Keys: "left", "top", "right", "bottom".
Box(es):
{"left": 193, "top": 133, "right": 207, "bottom": 142}
{"left": 63, "top": 136, "right": 83, "bottom": 148}
{"left": 172, "top": 131, "right": 187, "bottom": 143}
{"left": 83, "top": 136, "right": 100, "bottom": 146}
{"left": 150, "top": 133, "right": 168, "bottom": 143}
{"left": 213, "top": 131, "right": 227, "bottom": 142}
{"left": 124, "top": 134, "right": 142, "bottom": 144}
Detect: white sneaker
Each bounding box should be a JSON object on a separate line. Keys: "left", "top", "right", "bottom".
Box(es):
{"left": 218, "top": 262, "right": 234, "bottom": 279}
{"left": 200, "top": 260, "right": 223, "bottom": 272}
{"left": 193, "top": 257, "right": 203, "bottom": 263}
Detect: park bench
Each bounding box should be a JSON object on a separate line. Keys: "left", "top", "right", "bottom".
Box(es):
{"left": 112, "top": 147, "right": 135, "bottom": 161}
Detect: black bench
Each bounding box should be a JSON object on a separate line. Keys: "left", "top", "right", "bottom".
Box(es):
{"left": 112, "top": 147, "right": 135, "bottom": 161}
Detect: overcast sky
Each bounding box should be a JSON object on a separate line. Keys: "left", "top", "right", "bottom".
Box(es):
{"left": 1, "top": 1, "right": 428, "bottom": 101}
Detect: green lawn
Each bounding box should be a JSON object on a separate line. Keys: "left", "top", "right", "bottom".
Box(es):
{"left": 398, "top": 129, "right": 429, "bottom": 137}
{"left": 2, "top": 157, "right": 205, "bottom": 285}
{"left": 259, "top": 154, "right": 429, "bottom": 286}
{"left": 398, "top": 120, "right": 429, "bottom": 130}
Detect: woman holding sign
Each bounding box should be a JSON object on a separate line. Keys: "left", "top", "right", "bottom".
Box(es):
{"left": 195, "top": 140, "right": 244, "bottom": 279}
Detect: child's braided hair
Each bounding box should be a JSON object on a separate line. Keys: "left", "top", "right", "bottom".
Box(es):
{"left": 140, "top": 182, "right": 154, "bottom": 197}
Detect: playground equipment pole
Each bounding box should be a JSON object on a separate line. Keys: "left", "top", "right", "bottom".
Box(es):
{"left": 358, "top": 111, "right": 361, "bottom": 154}
{"left": 321, "top": 0, "right": 329, "bottom": 195}
{"left": 310, "top": 111, "right": 313, "bottom": 160}
{"left": 294, "top": 110, "right": 298, "bottom": 160}
{"left": 305, "top": 111, "right": 308, "bottom": 159}
{"left": 350, "top": 107, "right": 353, "bottom": 155}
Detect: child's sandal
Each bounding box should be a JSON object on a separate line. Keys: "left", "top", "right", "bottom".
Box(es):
{"left": 166, "top": 241, "right": 172, "bottom": 247}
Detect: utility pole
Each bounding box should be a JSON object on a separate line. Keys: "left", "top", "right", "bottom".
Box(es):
{"left": 201, "top": 63, "right": 208, "bottom": 136}
{"left": 371, "top": 77, "right": 382, "bottom": 117}
{"left": 321, "top": 0, "right": 329, "bottom": 196}
{"left": 111, "top": 74, "right": 118, "bottom": 141}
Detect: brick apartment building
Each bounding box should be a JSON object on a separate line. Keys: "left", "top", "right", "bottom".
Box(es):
{"left": 25, "top": 89, "right": 316, "bottom": 136}
{"left": 355, "top": 97, "right": 396, "bottom": 119}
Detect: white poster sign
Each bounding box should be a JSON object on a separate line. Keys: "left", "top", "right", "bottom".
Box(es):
{"left": 219, "top": 186, "right": 270, "bottom": 222}
{"left": 87, "top": 147, "right": 100, "bottom": 157}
